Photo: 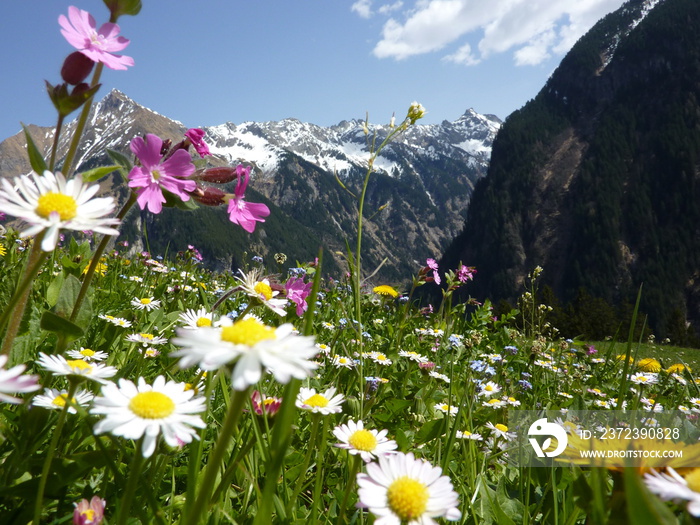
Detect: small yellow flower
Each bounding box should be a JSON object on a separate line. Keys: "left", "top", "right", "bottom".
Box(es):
{"left": 0, "top": 244, "right": 6, "bottom": 256}
{"left": 667, "top": 363, "right": 691, "bottom": 374}
{"left": 373, "top": 285, "right": 399, "bottom": 298}
{"left": 637, "top": 357, "right": 662, "bottom": 373}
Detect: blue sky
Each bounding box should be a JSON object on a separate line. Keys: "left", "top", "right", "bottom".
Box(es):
{"left": 0, "top": 0, "right": 627, "bottom": 142}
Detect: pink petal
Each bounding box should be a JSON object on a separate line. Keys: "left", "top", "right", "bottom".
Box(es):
{"left": 130, "top": 135, "right": 163, "bottom": 169}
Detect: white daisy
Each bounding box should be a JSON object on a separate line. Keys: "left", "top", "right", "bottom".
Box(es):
{"left": 91, "top": 375, "right": 206, "bottom": 458}
{"left": 126, "top": 333, "right": 168, "bottom": 346}
{"left": 178, "top": 307, "right": 216, "bottom": 329}
{"left": 455, "top": 430, "right": 483, "bottom": 441}
{"left": 478, "top": 381, "right": 501, "bottom": 397}
{"left": 644, "top": 467, "right": 700, "bottom": 517}
{"left": 428, "top": 371, "right": 450, "bottom": 383}
{"left": 356, "top": 451, "right": 461, "bottom": 523}
{"left": 369, "top": 352, "right": 393, "bottom": 366}
{"left": 171, "top": 317, "right": 319, "bottom": 391}
{"left": 434, "top": 403, "right": 459, "bottom": 416}
{"left": 66, "top": 347, "right": 108, "bottom": 362}
{"left": 130, "top": 297, "right": 161, "bottom": 311}
{"left": 485, "top": 421, "right": 515, "bottom": 441}
{"left": 296, "top": 386, "right": 344, "bottom": 415}
{"left": 398, "top": 350, "right": 429, "bottom": 363}
{"left": 235, "top": 268, "right": 288, "bottom": 316}
{"left": 333, "top": 419, "right": 397, "bottom": 462}
{"left": 32, "top": 388, "right": 93, "bottom": 413}
{"left": 332, "top": 355, "right": 355, "bottom": 369}
{"left": 0, "top": 355, "right": 40, "bottom": 404}
{"left": 37, "top": 353, "right": 117, "bottom": 384}
{"left": 630, "top": 372, "right": 658, "bottom": 385}
{"left": 482, "top": 398, "right": 507, "bottom": 409}
{"left": 99, "top": 314, "right": 132, "bottom": 328}
{"left": 0, "top": 170, "right": 120, "bottom": 251}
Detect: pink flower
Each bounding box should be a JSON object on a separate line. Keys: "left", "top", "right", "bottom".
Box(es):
{"left": 128, "top": 134, "right": 196, "bottom": 214}
{"left": 185, "top": 129, "right": 211, "bottom": 157}
{"left": 73, "top": 496, "right": 105, "bottom": 525}
{"left": 0, "top": 355, "right": 40, "bottom": 404}
{"left": 226, "top": 165, "right": 270, "bottom": 232}
{"left": 59, "top": 6, "right": 134, "bottom": 71}
{"left": 426, "top": 258, "right": 441, "bottom": 285}
{"left": 251, "top": 390, "right": 282, "bottom": 416}
{"left": 285, "top": 277, "right": 312, "bottom": 316}
{"left": 457, "top": 264, "right": 476, "bottom": 282}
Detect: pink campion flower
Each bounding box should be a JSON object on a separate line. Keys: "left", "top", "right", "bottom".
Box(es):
{"left": 285, "top": 277, "right": 312, "bottom": 316}
{"left": 185, "top": 129, "right": 211, "bottom": 157}
{"left": 128, "top": 134, "right": 196, "bottom": 214}
{"left": 226, "top": 165, "right": 270, "bottom": 233}
{"left": 426, "top": 257, "right": 441, "bottom": 285}
{"left": 0, "top": 355, "right": 41, "bottom": 404}
{"left": 457, "top": 264, "right": 476, "bottom": 283}
{"left": 73, "top": 495, "right": 105, "bottom": 525}
{"left": 59, "top": 6, "right": 134, "bottom": 71}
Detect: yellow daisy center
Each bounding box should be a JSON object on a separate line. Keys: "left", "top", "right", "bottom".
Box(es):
{"left": 487, "top": 399, "right": 501, "bottom": 405}
{"left": 495, "top": 423, "right": 509, "bottom": 432}
{"left": 35, "top": 192, "right": 77, "bottom": 221}
{"left": 80, "top": 510, "right": 96, "bottom": 521}
{"left": 80, "top": 348, "right": 95, "bottom": 357}
{"left": 52, "top": 393, "right": 73, "bottom": 408}
{"left": 386, "top": 476, "right": 429, "bottom": 521}
{"left": 348, "top": 429, "right": 377, "bottom": 451}
{"left": 686, "top": 468, "right": 700, "bottom": 493}
{"left": 376, "top": 354, "right": 387, "bottom": 361}
{"left": 304, "top": 394, "right": 329, "bottom": 408}
{"left": 129, "top": 391, "right": 176, "bottom": 419}
{"left": 139, "top": 333, "right": 154, "bottom": 340}
{"left": 196, "top": 317, "right": 212, "bottom": 327}
{"left": 140, "top": 298, "right": 152, "bottom": 305}
{"left": 221, "top": 318, "right": 276, "bottom": 346}
{"left": 254, "top": 281, "right": 273, "bottom": 301}
{"left": 67, "top": 359, "right": 92, "bottom": 373}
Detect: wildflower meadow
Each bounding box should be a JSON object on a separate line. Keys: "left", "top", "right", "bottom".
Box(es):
{"left": 3, "top": 3, "right": 700, "bottom": 524}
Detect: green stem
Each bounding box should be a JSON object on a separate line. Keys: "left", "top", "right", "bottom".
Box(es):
{"left": 32, "top": 380, "right": 79, "bottom": 525}
{"left": 285, "top": 413, "right": 322, "bottom": 515}
{"left": 338, "top": 454, "right": 362, "bottom": 523}
{"left": 0, "top": 236, "right": 49, "bottom": 357}
{"left": 184, "top": 387, "right": 249, "bottom": 524}
{"left": 310, "top": 416, "right": 330, "bottom": 523}
{"left": 49, "top": 114, "right": 64, "bottom": 173}
{"left": 70, "top": 192, "right": 136, "bottom": 323}
{"left": 61, "top": 62, "right": 104, "bottom": 177}
{"left": 116, "top": 438, "right": 147, "bottom": 525}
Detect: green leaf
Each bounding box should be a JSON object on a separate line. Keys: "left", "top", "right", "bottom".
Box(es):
{"left": 107, "top": 148, "right": 133, "bottom": 183}
{"left": 80, "top": 164, "right": 120, "bottom": 183}
{"left": 415, "top": 418, "right": 444, "bottom": 445}
{"left": 21, "top": 124, "right": 48, "bottom": 174}
{"left": 40, "top": 310, "right": 84, "bottom": 339}
{"left": 46, "top": 273, "right": 66, "bottom": 308}
{"left": 624, "top": 467, "right": 678, "bottom": 525}
{"left": 54, "top": 274, "right": 93, "bottom": 330}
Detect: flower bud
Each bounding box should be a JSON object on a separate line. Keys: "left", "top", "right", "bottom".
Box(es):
{"left": 406, "top": 101, "right": 426, "bottom": 125}
{"left": 61, "top": 52, "right": 95, "bottom": 85}
{"left": 194, "top": 167, "right": 240, "bottom": 184}
{"left": 191, "top": 186, "right": 227, "bottom": 206}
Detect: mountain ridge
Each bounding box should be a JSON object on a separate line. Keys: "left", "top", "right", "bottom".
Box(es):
{"left": 0, "top": 90, "right": 500, "bottom": 283}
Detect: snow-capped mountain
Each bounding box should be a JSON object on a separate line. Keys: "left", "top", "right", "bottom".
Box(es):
{"left": 0, "top": 90, "right": 500, "bottom": 282}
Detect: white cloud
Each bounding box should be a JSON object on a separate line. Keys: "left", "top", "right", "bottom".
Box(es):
{"left": 378, "top": 1, "right": 405, "bottom": 15}
{"left": 443, "top": 42, "right": 480, "bottom": 66}
{"left": 367, "top": 0, "right": 627, "bottom": 66}
{"left": 352, "top": 0, "right": 373, "bottom": 19}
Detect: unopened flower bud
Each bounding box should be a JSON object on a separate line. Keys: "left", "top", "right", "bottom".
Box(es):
{"left": 194, "top": 167, "right": 239, "bottom": 184}
{"left": 407, "top": 101, "right": 426, "bottom": 124}
{"left": 192, "top": 186, "right": 227, "bottom": 206}
{"left": 61, "top": 52, "right": 95, "bottom": 85}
